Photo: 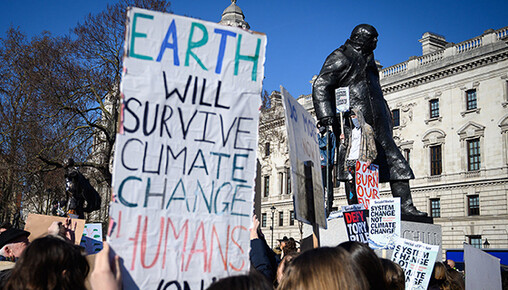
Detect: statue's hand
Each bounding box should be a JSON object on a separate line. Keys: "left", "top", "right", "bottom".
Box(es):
{"left": 319, "top": 117, "right": 335, "bottom": 126}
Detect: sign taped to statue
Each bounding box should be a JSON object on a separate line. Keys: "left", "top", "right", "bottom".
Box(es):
{"left": 110, "top": 7, "right": 266, "bottom": 289}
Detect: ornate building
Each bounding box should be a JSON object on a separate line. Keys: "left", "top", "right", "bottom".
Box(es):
{"left": 258, "top": 26, "right": 508, "bottom": 252}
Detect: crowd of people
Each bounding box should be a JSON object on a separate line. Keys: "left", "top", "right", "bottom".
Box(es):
{"left": 0, "top": 215, "right": 490, "bottom": 290}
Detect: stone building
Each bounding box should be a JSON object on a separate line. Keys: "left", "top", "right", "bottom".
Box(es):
{"left": 258, "top": 26, "right": 508, "bottom": 252}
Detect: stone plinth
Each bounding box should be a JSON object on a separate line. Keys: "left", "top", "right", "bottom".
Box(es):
{"left": 302, "top": 216, "right": 442, "bottom": 257}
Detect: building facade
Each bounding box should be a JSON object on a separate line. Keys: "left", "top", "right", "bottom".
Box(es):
{"left": 258, "top": 26, "right": 508, "bottom": 252}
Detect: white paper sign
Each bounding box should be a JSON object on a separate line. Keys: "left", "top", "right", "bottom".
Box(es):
{"left": 110, "top": 7, "right": 266, "bottom": 289}
{"left": 368, "top": 198, "right": 401, "bottom": 249}
{"left": 281, "top": 86, "right": 326, "bottom": 228}
{"left": 335, "top": 87, "right": 350, "bottom": 113}
{"left": 391, "top": 238, "right": 439, "bottom": 290}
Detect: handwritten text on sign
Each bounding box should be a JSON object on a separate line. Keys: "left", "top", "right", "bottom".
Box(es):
{"left": 110, "top": 7, "right": 266, "bottom": 289}
{"left": 355, "top": 161, "right": 379, "bottom": 209}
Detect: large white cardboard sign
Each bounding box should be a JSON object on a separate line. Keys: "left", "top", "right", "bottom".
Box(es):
{"left": 281, "top": 87, "right": 326, "bottom": 228}
{"left": 110, "top": 7, "right": 266, "bottom": 289}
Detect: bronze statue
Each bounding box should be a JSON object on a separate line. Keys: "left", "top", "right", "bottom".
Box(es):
{"left": 312, "top": 24, "right": 426, "bottom": 216}
{"left": 64, "top": 158, "right": 101, "bottom": 219}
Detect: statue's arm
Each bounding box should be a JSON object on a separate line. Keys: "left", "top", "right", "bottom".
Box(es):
{"left": 312, "top": 51, "right": 349, "bottom": 122}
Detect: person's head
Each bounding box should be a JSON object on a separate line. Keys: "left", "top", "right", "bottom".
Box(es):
{"left": 338, "top": 241, "right": 388, "bottom": 290}
{"left": 278, "top": 236, "right": 289, "bottom": 249}
{"left": 276, "top": 251, "right": 299, "bottom": 285}
{"left": 0, "top": 228, "right": 30, "bottom": 259}
{"left": 349, "top": 24, "right": 379, "bottom": 54}
{"left": 445, "top": 268, "right": 465, "bottom": 290}
{"left": 380, "top": 258, "right": 405, "bottom": 290}
{"left": 446, "top": 259, "right": 456, "bottom": 269}
{"left": 282, "top": 238, "right": 297, "bottom": 256}
{"left": 277, "top": 246, "right": 368, "bottom": 290}
{"left": 5, "top": 235, "right": 89, "bottom": 290}
{"left": 207, "top": 272, "right": 272, "bottom": 290}
{"left": 428, "top": 262, "right": 448, "bottom": 289}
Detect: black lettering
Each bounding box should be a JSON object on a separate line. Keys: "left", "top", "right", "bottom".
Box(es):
{"left": 124, "top": 98, "right": 142, "bottom": 133}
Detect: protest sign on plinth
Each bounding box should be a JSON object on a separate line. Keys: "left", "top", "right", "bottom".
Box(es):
{"left": 281, "top": 87, "right": 326, "bottom": 232}
{"left": 109, "top": 8, "right": 266, "bottom": 289}
{"left": 355, "top": 160, "right": 379, "bottom": 209}
{"left": 369, "top": 198, "right": 400, "bottom": 249}
{"left": 342, "top": 204, "right": 368, "bottom": 243}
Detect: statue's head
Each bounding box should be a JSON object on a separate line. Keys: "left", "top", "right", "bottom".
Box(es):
{"left": 63, "top": 158, "right": 74, "bottom": 169}
{"left": 349, "top": 24, "right": 378, "bottom": 54}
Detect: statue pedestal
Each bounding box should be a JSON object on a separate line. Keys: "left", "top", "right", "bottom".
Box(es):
{"left": 301, "top": 216, "right": 442, "bottom": 257}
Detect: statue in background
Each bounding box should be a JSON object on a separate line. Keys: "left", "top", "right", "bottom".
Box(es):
{"left": 64, "top": 158, "right": 101, "bottom": 219}
{"left": 312, "top": 24, "right": 427, "bottom": 216}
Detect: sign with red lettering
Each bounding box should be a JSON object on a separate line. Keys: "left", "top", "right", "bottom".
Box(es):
{"left": 355, "top": 161, "right": 379, "bottom": 209}
{"left": 110, "top": 8, "right": 266, "bottom": 289}
{"left": 342, "top": 204, "right": 368, "bottom": 243}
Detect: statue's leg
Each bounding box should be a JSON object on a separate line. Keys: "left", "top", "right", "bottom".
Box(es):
{"left": 390, "top": 180, "right": 427, "bottom": 216}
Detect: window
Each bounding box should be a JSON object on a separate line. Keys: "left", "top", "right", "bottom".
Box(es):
{"left": 404, "top": 149, "right": 410, "bottom": 163}
{"left": 286, "top": 172, "right": 291, "bottom": 194}
{"left": 261, "top": 213, "right": 267, "bottom": 227}
{"left": 430, "top": 145, "right": 442, "bottom": 176}
{"left": 289, "top": 211, "right": 295, "bottom": 226}
{"left": 429, "top": 99, "right": 439, "bottom": 118}
{"left": 263, "top": 176, "right": 270, "bottom": 197}
{"left": 467, "top": 138, "right": 480, "bottom": 171}
{"left": 392, "top": 109, "right": 400, "bottom": 127}
{"left": 278, "top": 211, "right": 284, "bottom": 226}
{"left": 466, "top": 89, "right": 477, "bottom": 110}
{"left": 469, "top": 235, "right": 482, "bottom": 249}
{"left": 278, "top": 172, "right": 284, "bottom": 195}
{"left": 265, "top": 142, "right": 270, "bottom": 156}
{"left": 468, "top": 195, "right": 480, "bottom": 216}
{"left": 430, "top": 198, "right": 440, "bottom": 218}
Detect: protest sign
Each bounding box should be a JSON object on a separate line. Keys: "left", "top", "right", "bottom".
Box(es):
{"left": 80, "top": 223, "right": 103, "bottom": 255}
{"left": 342, "top": 204, "right": 368, "bottom": 243}
{"left": 464, "top": 243, "right": 502, "bottom": 290}
{"left": 335, "top": 87, "right": 350, "bottom": 113}
{"left": 110, "top": 7, "right": 266, "bottom": 289}
{"left": 355, "top": 160, "right": 379, "bottom": 209}
{"left": 368, "top": 198, "right": 400, "bottom": 249}
{"left": 391, "top": 238, "right": 439, "bottom": 290}
{"left": 24, "top": 214, "right": 85, "bottom": 245}
{"left": 281, "top": 87, "right": 326, "bottom": 228}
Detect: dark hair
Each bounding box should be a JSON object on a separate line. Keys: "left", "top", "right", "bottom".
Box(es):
{"left": 207, "top": 272, "right": 272, "bottom": 290}
{"left": 339, "top": 241, "right": 388, "bottom": 290}
{"left": 380, "top": 258, "right": 405, "bottom": 290}
{"left": 5, "top": 236, "right": 89, "bottom": 290}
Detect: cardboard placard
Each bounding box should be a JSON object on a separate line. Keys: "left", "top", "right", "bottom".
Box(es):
{"left": 24, "top": 213, "right": 85, "bottom": 245}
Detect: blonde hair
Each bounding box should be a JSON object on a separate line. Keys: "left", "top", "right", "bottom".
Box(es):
{"left": 277, "top": 247, "right": 368, "bottom": 290}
